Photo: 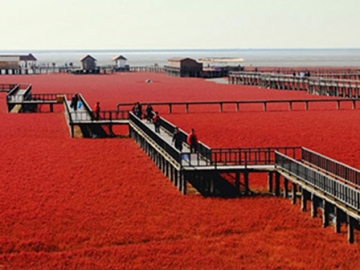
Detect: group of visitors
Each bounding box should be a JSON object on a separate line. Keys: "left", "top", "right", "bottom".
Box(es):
{"left": 133, "top": 102, "right": 156, "bottom": 122}
{"left": 132, "top": 102, "right": 143, "bottom": 118}
{"left": 70, "top": 93, "right": 100, "bottom": 120}
{"left": 293, "top": 70, "right": 311, "bottom": 77}
{"left": 70, "top": 94, "right": 80, "bottom": 111}
{"left": 172, "top": 127, "right": 198, "bottom": 153}
{"left": 151, "top": 110, "right": 198, "bottom": 153}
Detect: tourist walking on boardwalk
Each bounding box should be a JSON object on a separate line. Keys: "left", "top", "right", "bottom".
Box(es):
{"left": 153, "top": 111, "right": 160, "bottom": 133}
{"left": 93, "top": 101, "right": 101, "bottom": 120}
{"left": 70, "top": 93, "right": 79, "bottom": 111}
{"left": 133, "top": 102, "right": 143, "bottom": 119}
{"left": 187, "top": 128, "right": 198, "bottom": 153}
{"left": 146, "top": 104, "right": 154, "bottom": 123}
{"left": 137, "top": 102, "right": 143, "bottom": 119}
{"left": 172, "top": 127, "right": 183, "bottom": 152}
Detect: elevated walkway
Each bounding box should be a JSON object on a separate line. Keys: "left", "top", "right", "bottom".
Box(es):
{"left": 3, "top": 82, "right": 360, "bottom": 243}
{"left": 129, "top": 111, "right": 360, "bottom": 243}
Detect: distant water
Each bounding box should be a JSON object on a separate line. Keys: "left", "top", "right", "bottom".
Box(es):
{"left": 1, "top": 49, "right": 360, "bottom": 67}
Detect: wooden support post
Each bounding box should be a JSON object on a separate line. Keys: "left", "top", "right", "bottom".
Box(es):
{"left": 322, "top": 199, "right": 329, "bottom": 228}
{"left": 178, "top": 171, "right": 183, "bottom": 192}
{"left": 334, "top": 206, "right": 341, "bottom": 233}
{"left": 169, "top": 166, "right": 173, "bottom": 182}
{"left": 337, "top": 101, "right": 340, "bottom": 110}
{"left": 156, "top": 153, "right": 160, "bottom": 168}
{"left": 263, "top": 102, "right": 267, "bottom": 111}
{"left": 291, "top": 183, "right": 297, "bottom": 204}
{"left": 162, "top": 158, "right": 166, "bottom": 174}
{"left": 275, "top": 172, "right": 280, "bottom": 196}
{"left": 301, "top": 188, "right": 307, "bottom": 212}
{"left": 268, "top": 172, "right": 273, "bottom": 193}
{"left": 50, "top": 104, "right": 53, "bottom": 112}
{"left": 209, "top": 176, "right": 214, "bottom": 196}
{"left": 289, "top": 102, "right": 292, "bottom": 111}
{"left": 219, "top": 103, "right": 223, "bottom": 112}
{"left": 352, "top": 100, "right": 356, "bottom": 110}
{"left": 311, "top": 193, "right": 317, "bottom": 218}
{"left": 168, "top": 104, "right": 172, "bottom": 113}
{"left": 180, "top": 171, "right": 187, "bottom": 195}
{"left": 175, "top": 170, "right": 179, "bottom": 187}
{"left": 244, "top": 172, "right": 249, "bottom": 196}
{"left": 283, "top": 178, "right": 288, "bottom": 198}
{"left": 347, "top": 215, "right": 354, "bottom": 244}
{"left": 165, "top": 160, "right": 169, "bottom": 177}
{"left": 236, "top": 103, "right": 239, "bottom": 112}
{"left": 235, "top": 172, "right": 240, "bottom": 195}
{"left": 185, "top": 104, "right": 189, "bottom": 113}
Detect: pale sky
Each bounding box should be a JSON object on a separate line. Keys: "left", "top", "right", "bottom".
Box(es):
{"left": 1, "top": 0, "right": 359, "bottom": 50}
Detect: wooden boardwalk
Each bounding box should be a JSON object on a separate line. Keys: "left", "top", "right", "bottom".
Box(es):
{"left": 3, "top": 82, "right": 360, "bottom": 243}
{"left": 129, "top": 111, "right": 360, "bottom": 243}
{"left": 229, "top": 72, "right": 360, "bottom": 99}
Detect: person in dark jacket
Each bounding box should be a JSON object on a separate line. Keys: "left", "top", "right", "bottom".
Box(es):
{"left": 146, "top": 104, "right": 154, "bottom": 122}
{"left": 153, "top": 111, "right": 160, "bottom": 133}
{"left": 70, "top": 93, "right": 79, "bottom": 111}
{"left": 187, "top": 128, "right": 198, "bottom": 153}
{"left": 172, "top": 127, "right": 183, "bottom": 152}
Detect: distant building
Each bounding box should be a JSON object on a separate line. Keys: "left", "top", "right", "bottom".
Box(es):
{"left": 0, "top": 53, "right": 37, "bottom": 69}
{"left": 112, "top": 55, "right": 127, "bottom": 68}
{"left": 80, "top": 55, "right": 97, "bottom": 71}
{"left": 112, "top": 55, "right": 129, "bottom": 71}
{"left": 164, "top": 58, "right": 203, "bottom": 77}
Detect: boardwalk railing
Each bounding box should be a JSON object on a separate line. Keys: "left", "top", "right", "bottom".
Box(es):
{"left": 182, "top": 146, "right": 301, "bottom": 168}
{"left": 275, "top": 151, "right": 360, "bottom": 212}
{"left": 7, "top": 84, "right": 20, "bottom": 96}
{"left": 0, "top": 83, "right": 18, "bottom": 92}
{"left": 243, "top": 67, "right": 360, "bottom": 79}
{"left": 30, "top": 93, "right": 73, "bottom": 102}
{"left": 129, "top": 112, "right": 182, "bottom": 163}
{"left": 117, "top": 98, "right": 360, "bottom": 114}
{"left": 129, "top": 66, "right": 165, "bottom": 73}
{"left": 308, "top": 77, "right": 360, "bottom": 98}
{"left": 72, "top": 110, "right": 130, "bottom": 122}
{"left": 157, "top": 115, "right": 212, "bottom": 161}
{"left": 229, "top": 71, "right": 360, "bottom": 98}
{"left": 302, "top": 147, "right": 360, "bottom": 188}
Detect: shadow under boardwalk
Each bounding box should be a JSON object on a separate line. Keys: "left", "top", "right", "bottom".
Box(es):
{"left": 187, "top": 171, "right": 242, "bottom": 198}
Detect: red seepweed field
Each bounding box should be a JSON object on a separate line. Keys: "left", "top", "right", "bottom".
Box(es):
{"left": 1, "top": 72, "right": 360, "bottom": 269}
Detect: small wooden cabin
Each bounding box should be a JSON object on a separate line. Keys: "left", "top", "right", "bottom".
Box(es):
{"left": 112, "top": 55, "right": 127, "bottom": 68}
{"left": 80, "top": 55, "right": 97, "bottom": 71}
{"left": 165, "top": 57, "right": 203, "bottom": 77}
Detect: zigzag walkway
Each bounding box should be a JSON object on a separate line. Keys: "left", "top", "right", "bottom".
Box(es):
{"left": 3, "top": 83, "right": 360, "bottom": 243}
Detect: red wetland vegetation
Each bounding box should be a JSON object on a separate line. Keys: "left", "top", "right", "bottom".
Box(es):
{"left": 1, "top": 73, "right": 360, "bottom": 269}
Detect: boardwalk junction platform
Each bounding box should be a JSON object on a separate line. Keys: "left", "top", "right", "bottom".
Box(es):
{"left": 3, "top": 81, "right": 360, "bottom": 243}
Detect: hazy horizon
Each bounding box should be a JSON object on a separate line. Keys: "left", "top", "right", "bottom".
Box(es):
{"left": 1, "top": 0, "right": 359, "bottom": 50}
